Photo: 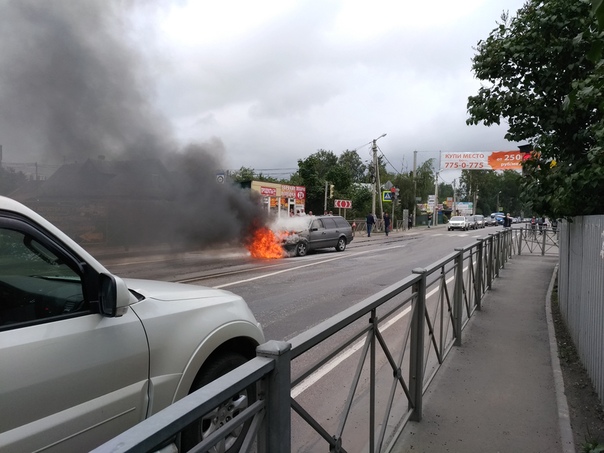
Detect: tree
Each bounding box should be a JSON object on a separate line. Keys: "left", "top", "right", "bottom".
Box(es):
{"left": 415, "top": 159, "right": 437, "bottom": 203}
{"left": 295, "top": 150, "right": 356, "bottom": 214}
{"left": 467, "top": 0, "right": 604, "bottom": 218}
{"left": 230, "top": 167, "right": 282, "bottom": 183}
{"left": 338, "top": 150, "right": 366, "bottom": 182}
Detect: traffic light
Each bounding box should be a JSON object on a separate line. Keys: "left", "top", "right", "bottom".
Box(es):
{"left": 394, "top": 188, "right": 400, "bottom": 200}
{"left": 329, "top": 184, "right": 335, "bottom": 198}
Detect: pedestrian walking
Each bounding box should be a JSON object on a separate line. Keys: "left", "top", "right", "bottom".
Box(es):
{"left": 408, "top": 213, "right": 413, "bottom": 230}
{"left": 366, "top": 212, "right": 375, "bottom": 237}
{"left": 428, "top": 212, "right": 433, "bottom": 228}
{"left": 503, "top": 213, "right": 512, "bottom": 228}
{"left": 383, "top": 213, "right": 391, "bottom": 237}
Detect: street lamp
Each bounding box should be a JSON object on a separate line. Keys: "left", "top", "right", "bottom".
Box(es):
{"left": 371, "top": 134, "right": 387, "bottom": 217}
{"left": 497, "top": 191, "right": 502, "bottom": 212}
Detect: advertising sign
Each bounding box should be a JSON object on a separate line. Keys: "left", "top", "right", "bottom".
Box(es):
{"left": 295, "top": 186, "right": 306, "bottom": 200}
{"left": 281, "top": 184, "right": 296, "bottom": 198}
{"left": 443, "top": 151, "right": 523, "bottom": 171}
{"left": 260, "top": 186, "right": 277, "bottom": 196}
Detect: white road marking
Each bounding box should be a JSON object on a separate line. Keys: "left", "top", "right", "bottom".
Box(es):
{"left": 212, "top": 245, "right": 405, "bottom": 289}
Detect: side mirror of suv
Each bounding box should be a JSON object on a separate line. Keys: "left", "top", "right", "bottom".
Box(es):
{"left": 99, "top": 274, "right": 131, "bottom": 317}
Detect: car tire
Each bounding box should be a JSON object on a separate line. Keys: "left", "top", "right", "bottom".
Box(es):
{"left": 180, "top": 352, "right": 254, "bottom": 453}
{"left": 296, "top": 241, "right": 308, "bottom": 257}
{"left": 335, "top": 237, "right": 347, "bottom": 252}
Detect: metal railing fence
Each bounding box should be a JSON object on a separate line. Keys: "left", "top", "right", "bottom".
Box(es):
{"left": 96, "top": 229, "right": 518, "bottom": 453}
{"left": 512, "top": 223, "right": 560, "bottom": 256}
{"left": 351, "top": 220, "right": 407, "bottom": 236}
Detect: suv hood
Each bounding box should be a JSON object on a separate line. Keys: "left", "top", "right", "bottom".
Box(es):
{"left": 124, "top": 278, "right": 235, "bottom": 302}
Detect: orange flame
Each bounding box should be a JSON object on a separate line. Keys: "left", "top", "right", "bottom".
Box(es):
{"left": 246, "top": 227, "right": 285, "bottom": 259}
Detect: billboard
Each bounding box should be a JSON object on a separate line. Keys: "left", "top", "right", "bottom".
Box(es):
{"left": 443, "top": 151, "right": 523, "bottom": 171}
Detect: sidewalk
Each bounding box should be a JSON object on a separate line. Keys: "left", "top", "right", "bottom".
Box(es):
{"left": 391, "top": 253, "right": 574, "bottom": 453}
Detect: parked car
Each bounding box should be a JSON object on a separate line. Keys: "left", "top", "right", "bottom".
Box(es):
{"left": 465, "top": 215, "right": 478, "bottom": 230}
{"left": 0, "top": 196, "right": 265, "bottom": 453}
{"left": 474, "top": 214, "right": 486, "bottom": 229}
{"left": 485, "top": 215, "right": 497, "bottom": 226}
{"left": 281, "top": 215, "right": 353, "bottom": 257}
{"left": 447, "top": 215, "right": 469, "bottom": 231}
{"left": 490, "top": 212, "right": 505, "bottom": 226}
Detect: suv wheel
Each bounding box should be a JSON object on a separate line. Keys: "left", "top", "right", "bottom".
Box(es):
{"left": 181, "top": 353, "right": 254, "bottom": 453}
{"left": 335, "top": 237, "right": 347, "bottom": 252}
{"left": 296, "top": 241, "right": 308, "bottom": 257}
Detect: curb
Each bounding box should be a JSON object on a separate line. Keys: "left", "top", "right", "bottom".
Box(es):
{"left": 545, "top": 263, "right": 575, "bottom": 453}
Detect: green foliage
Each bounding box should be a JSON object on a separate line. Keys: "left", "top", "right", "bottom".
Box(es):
{"left": 230, "top": 167, "right": 282, "bottom": 183}
{"left": 582, "top": 439, "right": 604, "bottom": 453}
{"left": 594, "top": 0, "right": 604, "bottom": 28}
{"left": 467, "top": 0, "right": 604, "bottom": 218}
{"left": 459, "top": 170, "right": 526, "bottom": 215}
{"left": 338, "top": 150, "right": 367, "bottom": 182}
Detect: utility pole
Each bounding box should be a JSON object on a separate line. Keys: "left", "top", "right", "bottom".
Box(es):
{"left": 413, "top": 150, "right": 417, "bottom": 227}
{"left": 371, "top": 134, "right": 387, "bottom": 217}
{"left": 434, "top": 151, "right": 441, "bottom": 226}
{"left": 453, "top": 179, "right": 457, "bottom": 216}
{"left": 324, "top": 180, "right": 328, "bottom": 213}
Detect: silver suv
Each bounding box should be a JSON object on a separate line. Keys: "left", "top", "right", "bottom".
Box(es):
{"left": 282, "top": 215, "right": 353, "bottom": 256}
{"left": 0, "top": 196, "right": 265, "bottom": 452}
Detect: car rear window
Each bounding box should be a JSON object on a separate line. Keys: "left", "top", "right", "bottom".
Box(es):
{"left": 322, "top": 218, "right": 337, "bottom": 229}
{"left": 333, "top": 217, "right": 350, "bottom": 229}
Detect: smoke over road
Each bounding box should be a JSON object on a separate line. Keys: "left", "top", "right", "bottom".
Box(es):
{"left": 0, "top": 1, "right": 269, "bottom": 248}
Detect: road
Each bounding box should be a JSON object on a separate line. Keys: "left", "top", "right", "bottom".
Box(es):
{"left": 101, "top": 226, "right": 498, "bottom": 342}
{"left": 99, "top": 225, "right": 501, "bottom": 451}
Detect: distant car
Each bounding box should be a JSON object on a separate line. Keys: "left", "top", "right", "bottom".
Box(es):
{"left": 490, "top": 212, "right": 505, "bottom": 226}
{"left": 465, "top": 215, "right": 478, "bottom": 230}
{"left": 281, "top": 215, "right": 353, "bottom": 257}
{"left": 0, "top": 196, "right": 265, "bottom": 452}
{"left": 474, "top": 214, "right": 486, "bottom": 229}
{"left": 448, "top": 216, "right": 469, "bottom": 231}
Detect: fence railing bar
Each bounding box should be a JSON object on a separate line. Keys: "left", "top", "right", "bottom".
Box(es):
{"left": 374, "top": 327, "right": 412, "bottom": 403}
{"left": 189, "top": 400, "right": 264, "bottom": 453}
{"left": 335, "top": 329, "right": 373, "bottom": 441}
{"left": 290, "top": 398, "right": 348, "bottom": 453}
{"left": 290, "top": 275, "right": 421, "bottom": 358}
{"left": 370, "top": 310, "right": 377, "bottom": 453}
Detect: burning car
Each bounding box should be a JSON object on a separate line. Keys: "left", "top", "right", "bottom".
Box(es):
{"left": 278, "top": 215, "right": 353, "bottom": 257}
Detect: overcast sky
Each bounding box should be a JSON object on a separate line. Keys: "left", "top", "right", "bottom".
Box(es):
{"left": 1, "top": 0, "right": 528, "bottom": 181}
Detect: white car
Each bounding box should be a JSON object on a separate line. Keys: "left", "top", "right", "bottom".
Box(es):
{"left": 0, "top": 196, "right": 265, "bottom": 452}
{"left": 447, "top": 216, "right": 469, "bottom": 231}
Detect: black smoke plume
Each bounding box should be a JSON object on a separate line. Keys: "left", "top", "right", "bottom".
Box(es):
{"left": 0, "top": 0, "right": 269, "bottom": 248}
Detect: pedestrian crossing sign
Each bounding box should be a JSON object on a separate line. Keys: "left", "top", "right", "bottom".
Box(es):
{"left": 382, "top": 191, "right": 393, "bottom": 202}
